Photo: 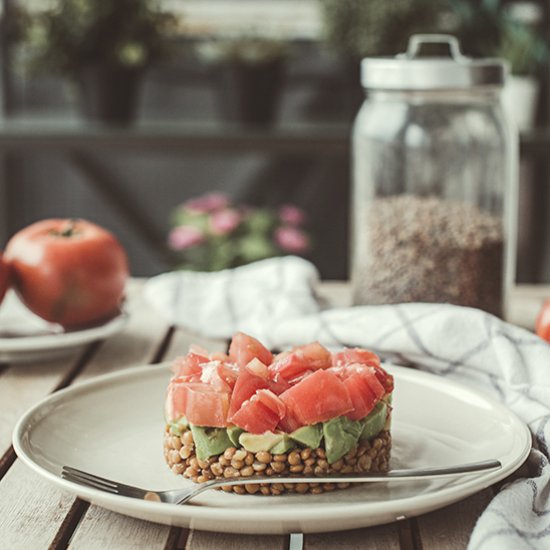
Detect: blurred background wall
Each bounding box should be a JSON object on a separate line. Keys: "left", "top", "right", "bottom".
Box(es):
{"left": 0, "top": 0, "right": 549, "bottom": 282}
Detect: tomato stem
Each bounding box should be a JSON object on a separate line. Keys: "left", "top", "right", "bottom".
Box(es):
{"left": 50, "top": 219, "right": 79, "bottom": 238}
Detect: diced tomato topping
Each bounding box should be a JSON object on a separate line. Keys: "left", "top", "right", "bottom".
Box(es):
{"left": 166, "top": 335, "right": 393, "bottom": 433}
{"left": 230, "top": 394, "right": 281, "bottom": 434}
{"left": 372, "top": 364, "right": 394, "bottom": 393}
{"left": 277, "top": 407, "right": 302, "bottom": 432}
{"left": 165, "top": 378, "right": 229, "bottom": 427}
{"left": 256, "top": 389, "right": 286, "bottom": 418}
{"left": 199, "top": 361, "right": 238, "bottom": 393}
{"left": 343, "top": 372, "right": 379, "bottom": 420}
{"left": 229, "top": 332, "right": 273, "bottom": 368}
{"left": 269, "top": 342, "right": 331, "bottom": 380}
{"left": 279, "top": 369, "right": 353, "bottom": 425}
{"left": 182, "top": 383, "right": 230, "bottom": 427}
{"left": 268, "top": 374, "right": 291, "bottom": 395}
{"left": 165, "top": 377, "right": 188, "bottom": 422}
{"left": 210, "top": 351, "right": 230, "bottom": 362}
{"left": 171, "top": 353, "right": 205, "bottom": 380}
{"left": 246, "top": 357, "right": 269, "bottom": 378}
{"left": 227, "top": 360, "right": 270, "bottom": 419}
{"left": 332, "top": 348, "right": 381, "bottom": 368}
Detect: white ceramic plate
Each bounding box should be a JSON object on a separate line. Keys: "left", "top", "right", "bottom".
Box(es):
{"left": 13, "top": 363, "right": 531, "bottom": 534}
{"left": 0, "top": 291, "right": 128, "bottom": 363}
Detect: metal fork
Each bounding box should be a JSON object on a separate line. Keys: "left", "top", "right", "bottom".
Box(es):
{"left": 61, "top": 459, "right": 501, "bottom": 505}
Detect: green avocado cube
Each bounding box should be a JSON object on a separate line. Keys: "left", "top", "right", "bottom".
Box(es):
{"left": 290, "top": 424, "right": 323, "bottom": 448}
{"left": 169, "top": 417, "right": 189, "bottom": 437}
{"left": 239, "top": 431, "right": 283, "bottom": 452}
{"left": 360, "top": 402, "right": 388, "bottom": 441}
{"left": 190, "top": 425, "right": 233, "bottom": 461}
{"left": 271, "top": 434, "right": 296, "bottom": 454}
{"left": 323, "top": 417, "right": 363, "bottom": 464}
{"left": 227, "top": 425, "right": 245, "bottom": 447}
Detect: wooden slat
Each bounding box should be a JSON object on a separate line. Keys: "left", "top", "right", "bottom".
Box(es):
{"left": 70, "top": 507, "right": 172, "bottom": 550}
{"left": 187, "top": 530, "right": 287, "bottom": 550}
{"left": 305, "top": 524, "right": 401, "bottom": 550}
{"left": 0, "top": 452, "right": 79, "bottom": 548}
{"left": 415, "top": 490, "right": 494, "bottom": 549}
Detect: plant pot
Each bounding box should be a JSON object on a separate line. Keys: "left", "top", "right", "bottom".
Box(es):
{"left": 214, "top": 59, "right": 285, "bottom": 127}
{"left": 76, "top": 65, "right": 144, "bottom": 125}
{"left": 502, "top": 75, "right": 539, "bottom": 132}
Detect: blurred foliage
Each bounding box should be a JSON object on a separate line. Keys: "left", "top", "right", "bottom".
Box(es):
{"left": 196, "top": 32, "right": 290, "bottom": 65}
{"left": 21, "top": 0, "right": 179, "bottom": 78}
{"left": 318, "top": 0, "right": 443, "bottom": 59}
{"left": 319, "top": 0, "right": 549, "bottom": 75}
{"left": 450, "top": 0, "right": 548, "bottom": 74}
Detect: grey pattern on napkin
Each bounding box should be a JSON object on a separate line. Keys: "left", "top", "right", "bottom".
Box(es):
{"left": 145, "top": 257, "right": 550, "bottom": 550}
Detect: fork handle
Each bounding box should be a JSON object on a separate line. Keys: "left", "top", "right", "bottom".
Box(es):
{"left": 176, "top": 459, "right": 502, "bottom": 504}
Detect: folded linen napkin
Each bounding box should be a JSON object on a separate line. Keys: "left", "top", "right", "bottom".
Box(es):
{"left": 145, "top": 257, "right": 550, "bottom": 550}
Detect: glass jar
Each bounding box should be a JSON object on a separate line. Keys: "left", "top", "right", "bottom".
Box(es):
{"left": 351, "top": 35, "right": 517, "bottom": 317}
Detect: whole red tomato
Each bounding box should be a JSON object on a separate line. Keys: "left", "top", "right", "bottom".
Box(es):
{"left": 536, "top": 299, "right": 550, "bottom": 342}
{"left": 5, "top": 219, "right": 128, "bottom": 328}
{"left": 0, "top": 252, "right": 10, "bottom": 305}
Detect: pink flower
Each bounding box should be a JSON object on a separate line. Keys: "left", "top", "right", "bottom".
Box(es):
{"left": 210, "top": 209, "right": 241, "bottom": 236}
{"left": 168, "top": 225, "right": 205, "bottom": 250}
{"left": 279, "top": 204, "right": 306, "bottom": 226}
{"left": 274, "top": 226, "right": 310, "bottom": 254}
{"left": 184, "top": 192, "right": 229, "bottom": 213}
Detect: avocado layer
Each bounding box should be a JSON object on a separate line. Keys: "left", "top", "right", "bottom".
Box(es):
{"left": 271, "top": 434, "right": 296, "bottom": 454}
{"left": 190, "top": 425, "right": 233, "bottom": 460}
{"left": 290, "top": 424, "right": 322, "bottom": 448}
{"left": 239, "top": 431, "right": 283, "bottom": 452}
{"left": 360, "top": 402, "right": 387, "bottom": 441}
{"left": 323, "top": 416, "right": 363, "bottom": 464}
{"left": 227, "top": 425, "right": 244, "bottom": 446}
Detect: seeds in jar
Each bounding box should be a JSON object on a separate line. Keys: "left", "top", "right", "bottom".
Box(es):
{"left": 352, "top": 195, "right": 504, "bottom": 316}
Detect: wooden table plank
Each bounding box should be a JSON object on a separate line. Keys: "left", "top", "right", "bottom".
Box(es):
{"left": 187, "top": 530, "right": 287, "bottom": 550}
{"left": 415, "top": 490, "right": 494, "bottom": 549}
{"left": 0, "top": 458, "right": 77, "bottom": 548}
{"left": 305, "top": 524, "right": 401, "bottom": 550}
{"left": 70, "top": 507, "right": 172, "bottom": 550}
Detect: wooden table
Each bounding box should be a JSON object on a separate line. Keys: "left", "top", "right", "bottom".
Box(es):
{"left": 0, "top": 281, "right": 544, "bottom": 550}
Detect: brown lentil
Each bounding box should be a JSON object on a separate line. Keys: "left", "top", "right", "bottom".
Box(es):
{"left": 288, "top": 451, "right": 301, "bottom": 465}
{"left": 164, "top": 427, "right": 391, "bottom": 496}
{"left": 182, "top": 431, "right": 194, "bottom": 447}
{"left": 256, "top": 451, "right": 272, "bottom": 464}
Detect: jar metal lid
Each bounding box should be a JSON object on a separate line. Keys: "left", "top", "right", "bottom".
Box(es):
{"left": 361, "top": 34, "right": 507, "bottom": 90}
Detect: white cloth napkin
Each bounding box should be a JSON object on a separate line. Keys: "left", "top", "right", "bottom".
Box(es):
{"left": 145, "top": 256, "right": 550, "bottom": 550}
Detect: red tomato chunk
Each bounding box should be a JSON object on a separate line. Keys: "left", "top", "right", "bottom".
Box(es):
{"left": 279, "top": 369, "right": 353, "bottom": 426}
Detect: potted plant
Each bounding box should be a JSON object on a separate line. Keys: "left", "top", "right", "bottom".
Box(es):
{"left": 197, "top": 33, "right": 290, "bottom": 127}
{"left": 24, "top": 0, "right": 177, "bottom": 125}
{"left": 450, "top": 0, "right": 548, "bottom": 131}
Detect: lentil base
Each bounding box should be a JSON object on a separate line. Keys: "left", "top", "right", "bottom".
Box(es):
{"left": 164, "top": 426, "right": 391, "bottom": 495}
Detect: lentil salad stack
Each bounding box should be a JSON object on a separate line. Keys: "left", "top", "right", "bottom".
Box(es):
{"left": 163, "top": 332, "right": 393, "bottom": 495}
